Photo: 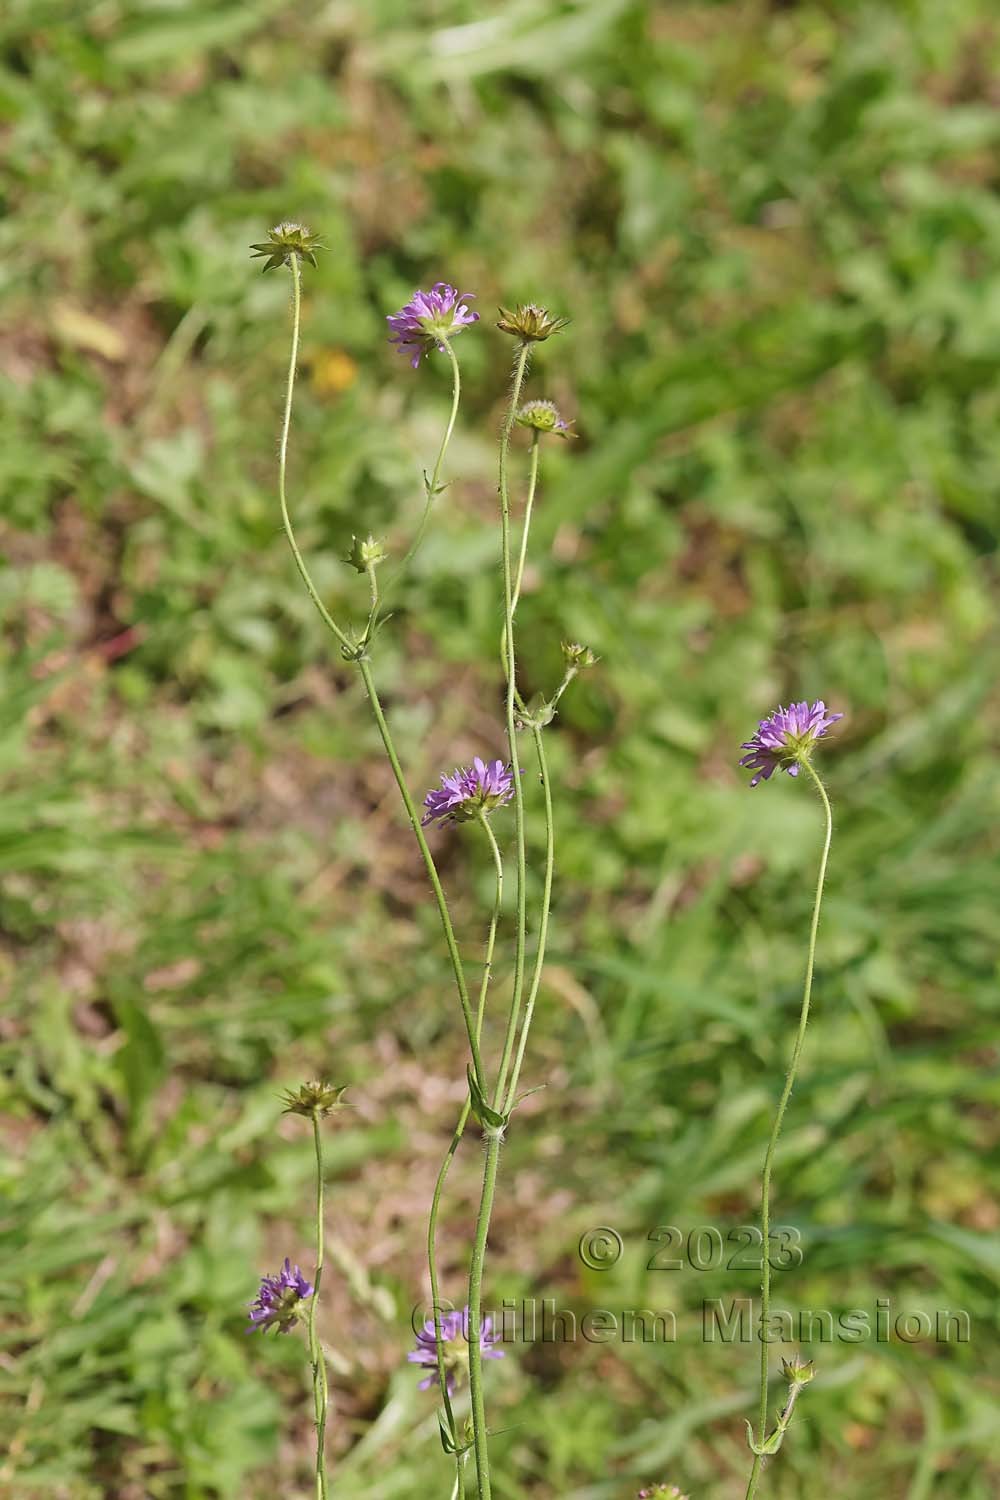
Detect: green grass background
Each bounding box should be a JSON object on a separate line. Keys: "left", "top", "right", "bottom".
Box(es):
{"left": 2, "top": 1, "right": 999, "bottom": 1496}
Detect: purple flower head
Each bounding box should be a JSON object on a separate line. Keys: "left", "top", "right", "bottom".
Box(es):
{"left": 247, "top": 1258, "right": 313, "bottom": 1334}
{"left": 408, "top": 1306, "right": 504, "bottom": 1395}
{"left": 739, "top": 700, "right": 843, "bottom": 788}
{"left": 637, "top": 1487, "right": 689, "bottom": 1500}
{"left": 422, "top": 756, "right": 515, "bottom": 826}
{"left": 387, "top": 282, "right": 479, "bottom": 368}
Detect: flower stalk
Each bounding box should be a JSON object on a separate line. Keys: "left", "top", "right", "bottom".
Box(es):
{"left": 742, "top": 758, "right": 835, "bottom": 1500}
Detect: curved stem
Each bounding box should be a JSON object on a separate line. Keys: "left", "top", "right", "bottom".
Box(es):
{"left": 384, "top": 340, "right": 461, "bottom": 604}
{"left": 279, "top": 256, "right": 352, "bottom": 654}
{"left": 467, "top": 1131, "right": 502, "bottom": 1500}
{"left": 491, "top": 343, "right": 532, "bottom": 1112}
{"left": 744, "top": 763, "right": 833, "bottom": 1500}
{"left": 356, "top": 658, "right": 484, "bottom": 1090}
{"left": 307, "top": 1112, "right": 329, "bottom": 1500}
{"left": 504, "top": 723, "right": 553, "bottom": 1114}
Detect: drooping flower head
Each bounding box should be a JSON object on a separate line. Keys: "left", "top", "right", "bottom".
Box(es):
{"left": 387, "top": 282, "right": 479, "bottom": 368}
{"left": 247, "top": 1258, "right": 314, "bottom": 1333}
{"left": 739, "top": 700, "right": 843, "bottom": 787}
{"left": 515, "top": 398, "right": 574, "bottom": 438}
{"left": 421, "top": 756, "right": 515, "bottom": 826}
{"left": 250, "top": 222, "right": 323, "bottom": 272}
{"left": 408, "top": 1307, "right": 504, "bottom": 1395}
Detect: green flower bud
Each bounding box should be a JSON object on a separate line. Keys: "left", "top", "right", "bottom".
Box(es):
{"left": 344, "top": 534, "right": 388, "bottom": 573}
{"left": 515, "top": 399, "right": 574, "bottom": 438}
{"left": 780, "top": 1355, "right": 816, "bottom": 1386}
{"left": 561, "top": 641, "right": 598, "bottom": 669}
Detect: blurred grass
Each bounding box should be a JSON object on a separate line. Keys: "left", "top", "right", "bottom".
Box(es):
{"left": 1, "top": 1, "right": 999, "bottom": 1496}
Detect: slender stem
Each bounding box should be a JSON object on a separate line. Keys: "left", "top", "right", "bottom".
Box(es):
{"left": 492, "top": 343, "right": 532, "bottom": 1112}
{"left": 426, "top": 1102, "right": 465, "bottom": 1446}
{"left": 356, "top": 658, "right": 484, "bottom": 1089}
{"left": 466, "top": 350, "right": 531, "bottom": 1500}
{"left": 549, "top": 664, "right": 577, "bottom": 711}
{"left": 744, "top": 762, "right": 833, "bottom": 1500}
{"left": 511, "top": 434, "right": 540, "bottom": 616}
{"left": 279, "top": 256, "right": 352, "bottom": 654}
{"left": 467, "top": 1130, "right": 502, "bottom": 1500}
{"left": 476, "top": 812, "right": 505, "bottom": 1031}
{"left": 307, "top": 1111, "right": 329, "bottom": 1500}
{"left": 497, "top": 431, "right": 539, "bottom": 681}
{"left": 361, "top": 559, "right": 380, "bottom": 644}
{"left": 425, "top": 815, "right": 503, "bottom": 1442}
{"left": 384, "top": 340, "right": 462, "bottom": 604}
{"left": 504, "top": 723, "right": 553, "bottom": 1113}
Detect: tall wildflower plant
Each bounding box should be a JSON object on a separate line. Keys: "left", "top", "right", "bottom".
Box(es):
{"left": 738, "top": 702, "right": 842, "bottom": 1497}
{"left": 249, "top": 225, "right": 588, "bottom": 1498}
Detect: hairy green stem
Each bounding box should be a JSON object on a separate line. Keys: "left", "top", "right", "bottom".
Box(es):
{"left": 744, "top": 762, "right": 833, "bottom": 1500}
{"left": 384, "top": 340, "right": 462, "bottom": 603}
{"left": 280, "top": 256, "right": 352, "bottom": 654}
{"left": 362, "top": 558, "right": 380, "bottom": 645}
{"left": 467, "top": 1130, "right": 502, "bottom": 1500}
{"left": 425, "top": 814, "right": 503, "bottom": 1453}
{"left": 511, "top": 433, "right": 540, "bottom": 615}
{"left": 357, "top": 658, "right": 484, "bottom": 1089}
{"left": 504, "top": 722, "right": 553, "bottom": 1113}
{"left": 492, "top": 342, "right": 532, "bottom": 1111}
{"left": 476, "top": 813, "right": 505, "bottom": 1029}
{"left": 273, "top": 263, "right": 480, "bottom": 1089}
{"left": 307, "top": 1111, "right": 328, "bottom": 1500}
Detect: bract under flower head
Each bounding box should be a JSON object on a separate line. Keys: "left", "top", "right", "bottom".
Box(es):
{"left": 739, "top": 700, "right": 843, "bottom": 787}
{"left": 281, "top": 1081, "right": 348, "bottom": 1118}
{"left": 247, "top": 1258, "right": 313, "bottom": 1333}
{"left": 421, "top": 757, "right": 516, "bottom": 826}
{"left": 496, "top": 302, "right": 569, "bottom": 342}
{"left": 781, "top": 1354, "right": 817, "bottom": 1386}
{"left": 515, "top": 398, "right": 574, "bottom": 438}
{"left": 387, "top": 282, "right": 479, "bottom": 368}
{"left": 408, "top": 1306, "right": 504, "bottom": 1395}
{"left": 344, "top": 534, "right": 387, "bottom": 573}
{"left": 250, "top": 222, "right": 323, "bottom": 272}
{"left": 561, "top": 641, "right": 598, "bottom": 669}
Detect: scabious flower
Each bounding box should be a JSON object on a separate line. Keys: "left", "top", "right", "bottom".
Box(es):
{"left": 515, "top": 398, "right": 574, "bottom": 438}
{"left": 250, "top": 222, "right": 323, "bottom": 272}
{"left": 422, "top": 756, "right": 515, "bottom": 826}
{"left": 408, "top": 1307, "right": 504, "bottom": 1395}
{"left": 387, "top": 282, "right": 479, "bottom": 367}
{"left": 637, "top": 1486, "right": 689, "bottom": 1499}
{"left": 739, "top": 700, "right": 843, "bottom": 787}
{"left": 496, "top": 302, "right": 568, "bottom": 342}
{"left": 247, "top": 1258, "right": 313, "bottom": 1333}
